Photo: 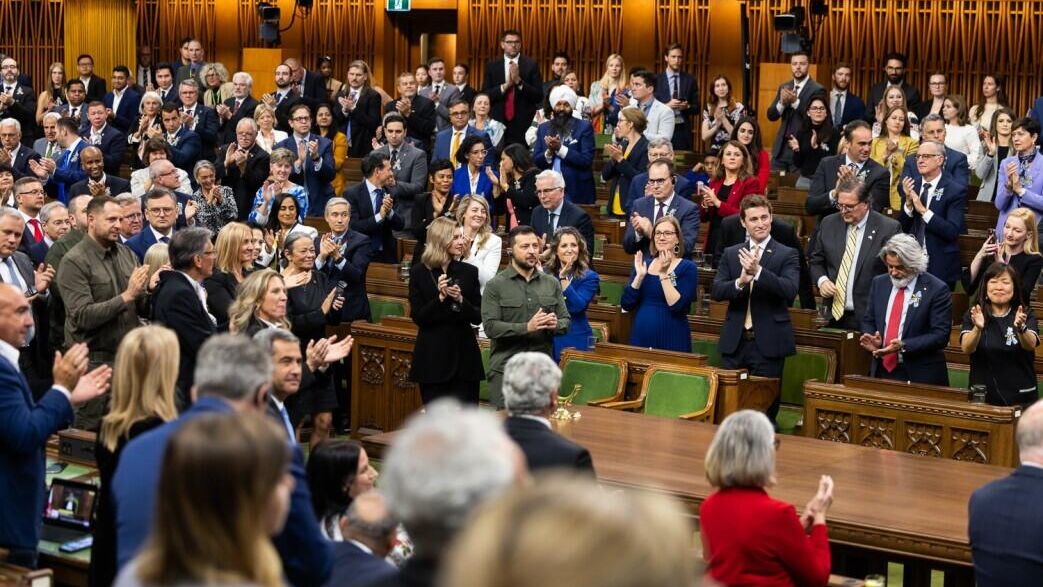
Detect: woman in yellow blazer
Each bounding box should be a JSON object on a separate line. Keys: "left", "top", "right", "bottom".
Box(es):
{"left": 870, "top": 105, "right": 919, "bottom": 210}
{"left": 315, "top": 103, "right": 349, "bottom": 196}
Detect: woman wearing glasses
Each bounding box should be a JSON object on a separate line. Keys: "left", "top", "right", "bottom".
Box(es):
{"left": 451, "top": 135, "right": 497, "bottom": 219}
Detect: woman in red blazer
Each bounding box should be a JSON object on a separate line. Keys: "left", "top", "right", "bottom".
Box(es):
{"left": 700, "top": 410, "right": 835, "bottom": 587}
{"left": 731, "top": 116, "right": 771, "bottom": 193}
{"left": 698, "top": 140, "right": 762, "bottom": 256}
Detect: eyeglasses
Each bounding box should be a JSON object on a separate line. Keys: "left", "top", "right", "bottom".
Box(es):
{"left": 291, "top": 116, "right": 311, "bottom": 122}
{"left": 535, "top": 187, "right": 562, "bottom": 195}
{"left": 449, "top": 110, "right": 469, "bottom": 117}
{"left": 837, "top": 202, "right": 864, "bottom": 212}
{"left": 148, "top": 207, "right": 176, "bottom": 216}
{"left": 646, "top": 177, "right": 671, "bottom": 185}
{"left": 915, "top": 153, "right": 942, "bottom": 160}
{"left": 470, "top": 149, "right": 488, "bottom": 156}
{"left": 653, "top": 230, "right": 677, "bottom": 238}
{"left": 17, "top": 189, "right": 45, "bottom": 196}
{"left": 807, "top": 105, "right": 827, "bottom": 111}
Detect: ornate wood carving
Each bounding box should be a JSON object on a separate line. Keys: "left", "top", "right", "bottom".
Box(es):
{"left": 951, "top": 428, "right": 990, "bottom": 464}
{"left": 360, "top": 345, "right": 385, "bottom": 385}
{"left": 858, "top": 415, "right": 896, "bottom": 450}
{"left": 816, "top": 410, "right": 851, "bottom": 443}
{"left": 390, "top": 351, "right": 413, "bottom": 390}
{"left": 906, "top": 422, "right": 944, "bottom": 459}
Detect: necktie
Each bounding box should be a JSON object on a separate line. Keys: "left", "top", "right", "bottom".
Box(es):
{"left": 833, "top": 93, "right": 843, "bottom": 126}
{"left": 232, "top": 99, "right": 241, "bottom": 115}
{"left": 549, "top": 212, "right": 558, "bottom": 233}
{"left": 28, "top": 219, "right": 42, "bottom": 243}
{"left": 744, "top": 244, "right": 759, "bottom": 330}
{"left": 277, "top": 93, "right": 285, "bottom": 105}
{"left": 434, "top": 84, "right": 441, "bottom": 96}
{"left": 672, "top": 75, "right": 679, "bottom": 100}
{"left": 883, "top": 287, "right": 905, "bottom": 372}
{"left": 914, "top": 183, "right": 931, "bottom": 244}
{"left": 654, "top": 202, "right": 664, "bottom": 222}
{"left": 45, "top": 142, "right": 55, "bottom": 158}
{"left": 70, "top": 106, "right": 78, "bottom": 118}
{"left": 390, "top": 149, "right": 399, "bottom": 169}
{"left": 450, "top": 131, "right": 462, "bottom": 167}
{"left": 278, "top": 404, "right": 295, "bottom": 443}
{"left": 831, "top": 225, "right": 858, "bottom": 320}
{"left": 505, "top": 61, "right": 516, "bottom": 122}
{"left": 159, "top": 235, "right": 170, "bottom": 243}
{"left": 372, "top": 188, "right": 385, "bottom": 252}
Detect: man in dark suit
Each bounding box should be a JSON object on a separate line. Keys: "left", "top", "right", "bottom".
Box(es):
{"left": 82, "top": 101, "right": 127, "bottom": 176}
{"left": 324, "top": 492, "right": 398, "bottom": 587}
{"left": 0, "top": 118, "right": 40, "bottom": 178}
{"left": 0, "top": 284, "right": 108, "bottom": 568}
{"left": 502, "top": 352, "right": 594, "bottom": 474}
{"left": 623, "top": 159, "right": 699, "bottom": 257}
{"left": 337, "top": 63, "right": 383, "bottom": 157}
{"left": 0, "top": 57, "right": 37, "bottom": 146}
{"left": 626, "top": 137, "right": 696, "bottom": 213}
{"left": 134, "top": 45, "right": 155, "bottom": 92}
{"left": 126, "top": 187, "right": 193, "bottom": 261}
{"left": 68, "top": 146, "right": 131, "bottom": 199}
{"left": 176, "top": 79, "right": 220, "bottom": 159}
{"left": 103, "top": 65, "right": 141, "bottom": 134}
{"left": 54, "top": 79, "right": 88, "bottom": 131}
{"left": 900, "top": 114, "right": 970, "bottom": 189}
{"left": 865, "top": 52, "right": 922, "bottom": 121}
{"left": 216, "top": 71, "right": 258, "bottom": 145}
{"left": 809, "top": 177, "right": 902, "bottom": 330}
{"left": 28, "top": 117, "right": 87, "bottom": 203}
{"left": 533, "top": 86, "right": 596, "bottom": 204}
{"left": 898, "top": 140, "right": 967, "bottom": 289}
{"left": 969, "top": 400, "right": 1043, "bottom": 587}
{"left": 383, "top": 72, "right": 436, "bottom": 153}
{"left": 482, "top": 28, "right": 543, "bottom": 148}
{"left": 372, "top": 115, "right": 428, "bottom": 233}
{"left": 452, "top": 63, "right": 477, "bottom": 106}
{"left": 218, "top": 117, "right": 270, "bottom": 221}
{"left": 714, "top": 213, "right": 816, "bottom": 311}
{"left": 654, "top": 43, "right": 699, "bottom": 151}
{"left": 530, "top": 170, "right": 595, "bottom": 254}
{"left": 806, "top": 120, "right": 890, "bottom": 219}
{"left": 153, "top": 63, "right": 177, "bottom": 104}
{"left": 150, "top": 227, "right": 217, "bottom": 408}
{"left": 712, "top": 195, "right": 799, "bottom": 422}
{"left": 316, "top": 197, "right": 371, "bottom": 323}
{"left": 262, "top": 64, "right": 303, "bottom": 133}
{"left": 283, "top": 57, "right": 327, "bottom": 112}
{"left": 418, "top": 57, "right": 462, "bottom": 132}
{"left": 860, "top": 234, "right": 951, "bottom": 385}
{"left": 343, "top": 151, "right": 404, "bottom": 263}
{"left": 75, "top": 54, "right": 107, "bottom": 102}
{"left": 766, "top": 51, "right": 825, "bottom": 172}
{"left": 11, "top": 177, "right": 46, "bottom": 258}
{"left": 276, "top": 103, "right": 335, "bottom": 216}
{"left": 30, "top": 201, "right": 71, "bottom": 266}
{"left": 158, "top": 103, "right": 202, "bottom": 173}
{"left": 432, "top": 99, "right": 493, "bottom": 165}
{"left": 829, "top": 63, "right": 866, "bottom": 128}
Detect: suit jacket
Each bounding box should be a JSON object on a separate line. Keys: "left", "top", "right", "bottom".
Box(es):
{"left": 28, "top": 240, "right": 49, "bottom": 266}
{"left": 766, "top": 78, "right": 825, "bottom": 161}
{"left": 49, "top": 139, "right": 88, "bottom": 203}
{"left": 866, "top": 81, "right": 922, "bottom": 121}
{"left": 601, "top": 136, "right": 649, "bottom": 214}
{"left": 178, "top": 102, "right": 220, "bottom": 156}
{"left": 833, "top": 91, "right": 867, "bottom": 127}
{"left": 175, "top": 63, "right": 204, "bottom": 86}
{"left": 408, "top": 261, "right": 484, "bottom": 384}
{"left": 273, "top": 91, "right": 304, "bottom": 133}
{"left": 504, "top": 416, "right": 594, "bottom": 474}
{"left": 323, "top": 541, "right": 397, "bottom": 587}
{"left": 150, "top": 271, "right": 216, "bottom": 407}
{"left": 458, "top": 84, "right": 477, "bottom": 106}
{"left": 627, "top": 172, "right": 695, "bottom": 215}
{"left": 433, "top": 125, "right": 493, "bottom": 166}
{"left": 383, "top": 95, "right": 436, "bottom": 152}
{"left": 654, "top": 71, "right": 698, "bottom": 150}
{"left": 714, "top": 214, "right": 816, "bottom": 310}
{"left": 299, "top": 69, "right": 328, "bottom": 112}
{"left": 32, "top": 138, "right": 61, "bottom": 161}
{"left": 712, "top": 239, "right": 799, "bottom": 359}
{"left": 994, "top": 151, "right": 1043, "bottom": 238}
{"left": 532, "top": 118, "right": 596, "bottom": 204}
{"left": 418, "top": 82, "right": 462, "bottom": 131}
{"left": 217, "top": 142, "right": 270, "bottom": 221}
{"left": 1, "top": 251, "right": 50, "bottom": 387}
{"left": 623, "top": 194, "right": 700, "bottom": 257}
{"left": 0, "top": 84, "right": 37, "bottom": 145}
{"left": 805, "top": 155, "right": 891, "bottom": 219}
{"left": 276, "top": 134, "right": 335, "bottom": 215}
{"left": 335, "top": 87, "right": 382, "bottom": 158}
{"left": 316, "top": 230, "right": 372, "bottom": 322}
{"left": 450, "top": 165, "right": 495, "bottom": 206}
{"left": 6, "top": 144, "right": 40, "bottom": 179}
{"left": 861, "top": 272, "right": 951, "bottom": 385}
{"left": 374, "top": 141, "right": 428, "bottom": 203}
{"left": 969, "top": 466, "right": 1043, "bottom": 587}
{"left": 900, "top": 147, "right": 970, "bottom": 189}
{"left": 157, "top": 126, "right": 201, "bottom": 174}
{"left": 81, "top": 74, "right": 107, "bottom": 102}
{"left": 103, "top": 89, "right": 142, "bottom": 134}
{"left": 219, "top": 95, "right": 258, "bottom": 144}
{"left": 482, "top": 54, "right": 543, "bottom": 146}
{"left": 155, "top": 84, "right": 177, "bottom": 104}
{"left": 531, "top": 201, "right": 595, "bottom": 253}
{"left": 81, "top": 125, "right": 128, "bottom": 176}
{"left": 344, "top": 181, "right": 405, "bottom": 263}
{"left": 69, "top": 174, "right": 132, "bottom": 199}
{"left": 897, "top": 174, "right": 968, "bottom": 285}
{"left": 125, "top": 226, "right": 168, "bottom": 261}
{"left": 808, "top": 211, "right": 902, "bottom": 324}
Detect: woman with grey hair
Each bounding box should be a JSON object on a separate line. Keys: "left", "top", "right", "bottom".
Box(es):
{"left": 199, "top": 62, "right": 234, "bottom": 108}
{"left": 190, "top": 160, "right": 238, "bottom": 234}
{"left": 700, "top": 410, "right": 834, "bottom": 587}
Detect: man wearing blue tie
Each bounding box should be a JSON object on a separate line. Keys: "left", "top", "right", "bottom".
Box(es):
{"left": 261, "top": 329, "right": 302, "bottom": 443}
{"left": 276, "top": 103, "right": 334, "bottom": 216}
{"left": 344, "top": 151, "right": 404, "bottom": 263}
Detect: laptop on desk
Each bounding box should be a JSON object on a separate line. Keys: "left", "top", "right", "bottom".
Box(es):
{"left": 40, "top": 478, "right": 97, "bottom": 545}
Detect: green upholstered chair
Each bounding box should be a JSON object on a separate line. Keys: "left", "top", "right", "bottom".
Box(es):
{"left": 589, "top": 321, "right": 609, "bottom": 343}
{"left": 368, "top": 296, "right": 408, "bottom": 323}
{"left": 947, "top": 365, "right": 970, "bottom": 390}
{"left": 690, "top": 334, "right": 722, "bottom": 367}
{"left": 597, "top": 279, "right": 627, "bottom": 306}
{"left": 603, "top": 365, "right": 718, "bottom": 422}
{"left": 478, "top": 343, "right": 491, "bottom": 403}
{"left": 777, "top": 346, "right": 837, "bottom": 434}
{"left": 558, "top": 350, "right": 627, "bottom": 406}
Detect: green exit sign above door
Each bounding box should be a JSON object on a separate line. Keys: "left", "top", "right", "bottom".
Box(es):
{"left": 387, "top": 0, "right": 411, "bottom": 12}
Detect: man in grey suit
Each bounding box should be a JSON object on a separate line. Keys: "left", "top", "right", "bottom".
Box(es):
{"left": 809, "top": 177, "right": 901, "bottom": 331}
{"left": 417, "top": 57, "right": 461, "bottom": 132}
{"left": 32, "top": 112, "right": 63, "bottom": 160}
{"left": 371, "top": 114, "right": 427, "bottom": 236}
{"left": 766, "top": 51, "right": 825, "bottom": 172}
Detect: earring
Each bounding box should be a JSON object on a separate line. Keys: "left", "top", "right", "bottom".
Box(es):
{"left": 673, "top": 244, "right": 681, "bottom": 256}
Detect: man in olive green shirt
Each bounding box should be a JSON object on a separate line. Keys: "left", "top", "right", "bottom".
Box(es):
{"left": 55, "top": 195, "right": 151, "bottom": 429}
{"left": 482, "top": 226, "right": 569, "bottom": 408}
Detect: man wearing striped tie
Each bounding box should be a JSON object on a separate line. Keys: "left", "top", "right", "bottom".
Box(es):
{"left": 809, "top": 177, "right": 900, "bottom": 330}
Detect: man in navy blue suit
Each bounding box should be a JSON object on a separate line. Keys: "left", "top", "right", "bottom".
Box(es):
{"left": 533, "top": 86, "right": 595, "bottom": 204}
{"left": 67, "top": 146, "right": 131, "bottom": 199}
{"left": 898, "top": 139, "right": 967, "bottom": 288}
{"left": 159, "top": 102, "right": 202, "bottom": 174}
{"left": 102, "top": 65, "right": 141, "bottom": 134}
{"left": 82, "top": 101, "right": 127, "bottom": 176}
{"left": 315, "top": 197, "right": 372, "bottom": 323}
{"left": 828, "top": 63, "right": 866, "bottom": 128}
{"left": 176, "top": 79, "right": 220, "bottom": 161}
{"left": 623, "top": 159, "right": 699, "bottom": 257}
{"left": 860, "top": 234, "right": 951, "bottom": 386}
{"left": 0, "top": 284, "right": 109, "bottom": 567}
{"left": 969, "top": 400, "right": 1043, "bottom": 587}
{"left": 530, "top": 170, "right": 594, "bottom": 254}
{"left": 126, "top": 186, "right": 197, "bottom": 261}
{"left": 29, "top": 117, "right": 87, "bottom": 203}
{"left": 432, "top": 99, "right": 493, "bottom": 166}
{"left": 277, "top": 103, "right": 335, "bottom": 216}
{"left": 900, "top": 114, "right": 970, "bottom": 189}
{"left": 112, "top": 335, "right": 332, "bottom": 586}
{"left": 654, "top": 43, "right": 699, "bottom": 151}
{"left": 343, "top": 151, "right": 403, "bottom": 263}
{"left": 323, "top": 492, "right": 398, "bottom": 587}
{"left": 0, "top": 57, "right": 37, "bottom": 147}
{"left": 626, "top": 137, "right": 695, "bottom": 214}
{"left": 712, "top": 195, "right": 799, "bottom": 422}
{"left": 0, "top": 118, "right": 40, "bottom": 179}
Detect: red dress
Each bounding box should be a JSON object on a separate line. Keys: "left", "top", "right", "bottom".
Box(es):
{"left": 700, "top": 487, "right": 831, "bottom": 587}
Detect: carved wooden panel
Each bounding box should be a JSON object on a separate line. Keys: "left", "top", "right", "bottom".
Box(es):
{"left": 858, "top": 415, "right": 896, "bottom": 450}
{"left": 0, "top": 0, "right": 64, "bottom": 94}
{"left": 815, "top": 409, "right": 851, "bottom": 443}
{"left": 136, "top": 0, "right": 217, "bottom": 68}
{"left": 299, "top": 0, "right": 377, "bottom": 75}
{"left": 951, "top": 428, "right": 990, "bottom": 464}
{"left": 359, "top": 345, "right": 385, "bottom": 385}
{"left": 906, "top": 421, "right": 944, "bottom": 459}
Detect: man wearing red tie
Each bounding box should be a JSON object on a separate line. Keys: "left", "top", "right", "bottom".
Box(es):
{"left": 482, "top": 29, "right": 542, "bottom": 148}
{"left": 13, "top": 177, "right": 45, "bottom": 256}
{"left": 860, "top": 233, "right": 951, "bottom": 385}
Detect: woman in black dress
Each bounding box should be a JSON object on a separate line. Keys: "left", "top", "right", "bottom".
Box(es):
{"left": 204, "top": 222, "right": 256, "bottom": 331}
{"left": 488, "top": 144, "right": 539, "bottom": 228}
{"left": 90, "top": 326, "right": 179, "bottom": 587}
{"left": 960, "top": 262, "right": 1040, "bottom": 407}
{"left": 411, "top": 159, "right": 457, "bottom": 263}
{"left": 408, "top": 217, "right": 484, "bottom": 404}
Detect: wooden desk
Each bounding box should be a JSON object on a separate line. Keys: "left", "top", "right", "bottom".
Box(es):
{"left": 803, "top": 375, "right": 1020, "bottom": 467}
{"left": 366, "top": 263, "right": 409, "bottom": 299}
{"left": 362, "top": 405, "right": 1005, "bottom": 583}
{"left": 592, "top": 218, "right": 627, "bottom": 245}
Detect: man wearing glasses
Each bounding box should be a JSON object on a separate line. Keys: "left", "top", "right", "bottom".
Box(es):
{"left": 276, "top": 103, "right": 334, "bottom": 216}
{"left": 806, "top": 120, "right": 890, "bottom": 221}
{"left": 623, "top": 159, "right": 699, "bottom": 257}
{"left": 125, "top": 168, "right": 198, "bottom": 261}
{"left": 865, "top": 52, "right": 921, "bottom": 123}
{"left": 530, "top": 170, "right": 594, "bottom": 254}
{"left": 432, "top": 99, "right": 492, "bottom": 167}
{"left": 899, "top": 114, "right": 970, "bottom": 189}
{"left": 482, "top": 29, "right": 543, "bottom": 148}
{"left": 533, "top": 85, "right": 595, "bottom": 204}
{"left": 809, "top": 176, "right": 900, "bottom": 330}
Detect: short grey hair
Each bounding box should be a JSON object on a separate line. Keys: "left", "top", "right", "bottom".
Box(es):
{"left": 1017, "top": 400, "right": 1043, "bottom": 460}
{"left": 68, "top": 195, "right": 92, "bottom": 217}
{"left": 878, "top": 233, "right": 929, "bottom": 275}
{"left": 381, "top": 399, "right": 516, "bottom": 554}
{"left": 921, "top": 113, "right": 945, "bottom": 126}
{"left": 647, "top": 136, "right": 674, "bottom": 152}
{"left": 113, "top": 193, "right": 138, "bottom": 206}
{"left": 705, "top": 410, "right": 775, "bottom": 489}
{"left": 345, "top": 491, "right": 398, "bottom": 540}
{"left": 179, "top": 78, "right": 199, "bottom": 91}
{"left": 39, "top": 201, "right": 67, "bottom": 223}
{"left": 192, "top": 159, "right": 216, "bottom": 180}
{"left": 236, "top": 117, "right": 258, "bottom": 132}
{"left": 148, "top": 159, "right": 174, "bottom": 180}
{"left": 252, "top": 327, "right": 300, "bottom": 353}
{"left": 535, "top": 169, "right": 565, "bottom": 189}
{"left": 503, "top": 352, "right": 560, "bottom": 415}
{"left": 168, "top": 227, "right": 212, "bottom": 271}
{"left": 193, "top": 334, "right": 272, "bottom": 401}
{"left": 232, "top": 71, "right": 253, "bottom": 88}
{"left": 139, "top": 91, "right": 163, "bottom": 113}
{"left": 0, "top": 118, "right": 20, "bottom": 133}
{"left": 283, "top": 232, "right": 312, "bottom": 255}
{"left": 41, "top": 111, "right": 61, "bottom": 124}
{"left": 0, "top": 206, "right": 24, "bottom": 225}
{"left": 324, "top": 196, "right": 350, "bottom": 215}
{"left": 920, "top": 139, "right": 947, "bottom": 162}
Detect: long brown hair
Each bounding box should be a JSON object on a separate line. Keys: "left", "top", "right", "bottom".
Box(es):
{"left": 713, "top": 140, "right": 753, "bottom": 181}
{"left": 543, "top": 226, "right": 590, "bottom": 277}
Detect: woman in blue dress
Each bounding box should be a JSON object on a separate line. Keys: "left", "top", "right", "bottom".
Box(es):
{"left": 622, "top": 215, "right": 699, "bottom": 352}
{"left": 545, "top": 226, "right": 600, "bottom": 360}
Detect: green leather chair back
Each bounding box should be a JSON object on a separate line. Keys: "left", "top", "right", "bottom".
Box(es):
{"left": 369, "top": 298, "right": 406, "bottom": 323}
{"left": 643, "top": 371, "right": 712, "bottom": 419}
{"left": 690, "top": 336, "right": 722, "bottom": 367}
{"left": 598, "top": 280, "right": 626, "bottom": 306}
{"left": 780, "top": 349, "right": 834, "bottom": 406}
{"left": 948, "top": 368, "right": 970, "bottom": 390}
{"left": 560, "top": 359, "right": 623, "bottom": 405}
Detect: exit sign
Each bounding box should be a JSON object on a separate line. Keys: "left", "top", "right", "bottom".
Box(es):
{"left": 387, "top": 0, "right": 410, "bottom": 11}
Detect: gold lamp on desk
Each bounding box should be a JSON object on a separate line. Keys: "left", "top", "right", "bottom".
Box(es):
{"left": 551, "top": 383, "right": 583, "bottom": 422}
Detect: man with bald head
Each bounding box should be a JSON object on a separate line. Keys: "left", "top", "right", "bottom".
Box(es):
{"left": 68, "top": 146, "right": 131, "bottom": 198}
{"left": 969, "top": 399, "right": 1043, "bottom": 586}
{"left": 324, "top": 491, "right": 398, "bottom": 587}
{"left": 219, "top": 117, "right": 270, "bottom": 220}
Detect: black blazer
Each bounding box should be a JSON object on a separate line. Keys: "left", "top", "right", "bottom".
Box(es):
{"left": 969, "top": 466, "right": 1043, "bottom": 587}
{"left": 179, "top": 102, "right": 221, "bottom": 156}
{"left": 274, "top": 92, "right": 304, "bottom": 133}
{"left": 316, "top": 230, "right": 372, "bottom": 323}
{"left": 714, "top": 214, "right": 816, "bottom": 310}
{"left": 300, "top": 69, "right": 328, "bottom": 112}
{"left": 653, "top": 71, "right": 699, "bottom": 151}
{"left": 530, "top": 202, "right": 595, "bottom": 254}
{"left": 8, "top": 145, "right": 40, "bottom": 179}
{"left": 203, "top": 269, "right": 244, "bottom": 331}
{"left": 336, "top": 87, "right": 382, "bottom": 158}
{"left": 286, "top": 269, "right": 341, "bottom": 345}
{"left": 383, "top": 95, "right": 436, "bottom": 152}
{"left": 150, "top": 271, "right": 217, "bottom": 408}
{"left": 836, "top": 92, "right": 867, "bottom": 127}
{"left": 407, "top": 261, "right": 484, "bottom": 385}
{"left": 600, "top": 136, "right": 649, "bottom": 213}
{"left": 322, "top": 541, "right": 396, "bottom": 587}
{"left": 83, "top": 74, "right": 107, "bottom": 102}
{"left": 805, "top": 155, "right": 891, "bottom": 219}
{"left": 498, "top": 168, "right": 539, "bottom": 227}
{"left": 410, "top": 192, "right": 457, "bottom": 263}
{"left": 481, "top": 54, "right": 543, "bottom": 146}
{"left": 217, "top": 142, "right": 270, "bottom": 221}
{"left": 68, "top": 174, "right": 132, "bottom": 198}
{"left": 220, "top": 95, "right": 259, "bottom": 145}
{"left": 344, "top": 181, "right": 405, "bottom": 263}
{"left": 504, "top": 416, "right": 594, "bottom": 474}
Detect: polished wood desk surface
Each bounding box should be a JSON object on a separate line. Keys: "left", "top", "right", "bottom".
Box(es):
{"left": 361, "top": 405, "right": 1010, "bottom": 565}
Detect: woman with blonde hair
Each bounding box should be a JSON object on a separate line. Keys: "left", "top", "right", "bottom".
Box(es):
{"left": 228, "top": 268, "right": 290, "bottom": 336}
{"left": 967, "top": 207, "right": 1043, "bottom": 302}
{"left": 91, "top": 326, "right": 179, "bottom": 587}
{"left": 142, "top": 243, "right": 170, "bottom": 283}
{"left": 114, "top": 413, "right": 293, "bottom": 587}
{"left": 205, "top": 222, "right": 256, "bottom": 330}
{"left": 870, "top": 105, "right": 919, "bottom": 209}
{"left": 588, "top": 54, "right": 628, "bottom": 135}
{"left": 254, "top": 103, "right": 288, "bottom": 153}
{"left": 455, "top": 194, "right": 502, "bottom": 294}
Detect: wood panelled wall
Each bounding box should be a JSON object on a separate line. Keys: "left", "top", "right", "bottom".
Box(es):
{"left": 0, "top": 0, "right": 64, "bottom": 93}
{"left": 747, "top": 0, "right": 1043, "bottom": 116}
{"left": 136, "top": 0, "right": 216, "bottom": 68}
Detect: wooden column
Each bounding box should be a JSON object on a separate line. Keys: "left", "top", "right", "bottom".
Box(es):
{"left": 621, "top": 0, "right": 656, "bottom": 70}
{"left": 708, "top": 0, "right": 746, "bottom": 104}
